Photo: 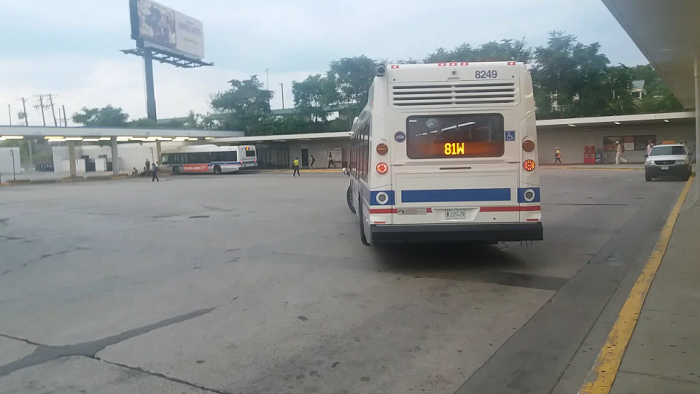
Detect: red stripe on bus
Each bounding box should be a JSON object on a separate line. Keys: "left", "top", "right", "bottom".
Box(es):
{"left": 370, "top": 206, "right": 538, "bottom": 214}
{"left": 480, "top": 206, "right": 541, "bottom": 212}
{"left": 369, "top": 208, "right": 395, "bottom": 214}
{"left": 527, "top": 218, "right": 540, "bottom": 222}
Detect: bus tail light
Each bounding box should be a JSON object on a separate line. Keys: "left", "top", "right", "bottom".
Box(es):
{"left": 376, "top": 143, "right": 388, "bottom": 155}
{"left": 376, "top": 162, "right": 389, "bottom": 174}
{"left": 523, "top": 160, "right": 536, "bottom": 171}
{"left": 522, "top": 140, "right": 535, "bottom": 152}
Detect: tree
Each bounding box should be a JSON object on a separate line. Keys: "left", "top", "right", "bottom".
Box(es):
{"left": 210, "top": 75, "right": 273, "bottom": 134}
{"left": 424, "top": 39, "right": 532, "bottom": 63}
{"left": 72, "top": 105, "right": 129, "bottom": 127}
{"left": 629, "top": 65, "right": 685, "bottom": 113}
{"left": 292, "top": 74, "right": 338, "bottom": 122}
{"left": 531, "top": 31, "right": 628, "bottom": 119}
{"left": 326, "top": 55, "right": 378, "bottom": 115}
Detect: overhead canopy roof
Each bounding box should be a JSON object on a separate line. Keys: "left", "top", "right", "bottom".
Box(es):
{"left": 536, "top": 111, "right": 694, "bottom": 131}
{"left": 0, "top": 126, "right": 243, "bottom": 141}
{"left": 602, "top": 0, "right": 700, "bottom": 109}
{"left": 214, "top": 131, "right": 352, "bottom": 144}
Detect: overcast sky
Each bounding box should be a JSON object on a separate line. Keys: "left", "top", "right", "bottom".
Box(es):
{"left": 0, "top": 0, "right": 647, "bottom": 126}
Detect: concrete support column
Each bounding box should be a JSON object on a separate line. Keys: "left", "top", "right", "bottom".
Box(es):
{"left": 111, "top": 137, "right": 120, "bottom": 176}
{"left": 155, "top": 140, "right": 162, "bottom": 163}
{"left": 695, "top": 55, "right": 700, "bottom": 168}
{"left": 67, "top": 140, "right": 77, "bottom": 178}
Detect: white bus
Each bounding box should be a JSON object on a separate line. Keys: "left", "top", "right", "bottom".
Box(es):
{"left": 345, "top": 62, "right": 542, "bottom": 245}
{"left": 160, "top": 145, "right": 257, "bottom": 174}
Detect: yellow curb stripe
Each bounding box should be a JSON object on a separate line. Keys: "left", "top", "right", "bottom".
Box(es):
{"left": 579, "top": 173, "right": 695, "bottom": 394}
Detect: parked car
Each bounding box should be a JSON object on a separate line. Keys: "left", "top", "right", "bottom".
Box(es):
{"left": 645, "top": 142, "right": 692, "bottom": 182}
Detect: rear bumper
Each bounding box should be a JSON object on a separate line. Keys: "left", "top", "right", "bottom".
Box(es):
{"left": 371, "top": 222, "right": 543, "bottom": 243}
{"left": 645, "top": 165, "right": 689, "bottom": 177}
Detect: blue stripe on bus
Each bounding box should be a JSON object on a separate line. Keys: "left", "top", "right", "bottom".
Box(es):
{"left": 517, "top": 187, "right": 540, "bottom": 203}
{"left": 401, "top": 188, "right": 511, "bottom": 203}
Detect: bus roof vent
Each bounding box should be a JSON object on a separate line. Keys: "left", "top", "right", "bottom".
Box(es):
{"left": 391, "top": 82, "right": 517, "bottom": 107}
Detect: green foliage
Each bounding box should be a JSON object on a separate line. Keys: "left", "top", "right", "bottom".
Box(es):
{"left": 424, "top": 39, "right": 532, "bottom": 63}
{"left": 292, "top": 74, "right": 338, "bottom": 122}
{"left": 72, "top": 105, "right": 129, "bottom": 127}
{"left": 326, "top": 55, "right": 378, "bottom": 115}
{"left": 210, "top": 75, "right": 273, "bottom": 134}
{"left": 628, "top": 65, "right": 685, "bottom": 113}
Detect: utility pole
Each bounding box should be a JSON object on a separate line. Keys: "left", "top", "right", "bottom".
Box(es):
{"left": 280, "top": 83, "right": 285, "bottom": 109}
{"left": 20, "top": 98, "right": 29, "bottom": 126}
{"left": 63, "top": 105, "right": 68, "bottom": 127}
{"left": 265, "top": 68, "right": 270, "bottom": 90}
{"left": 34, "top": 95, "right": 48, "bottom": 127}
{"left": 18, "top": 97, "right": 32, "bottom": 165}
{"left": 46, "top": 94, "right": 58, "bottom": 127}
{"left": 7, "top": 105, "right": 10, "bottom": 126}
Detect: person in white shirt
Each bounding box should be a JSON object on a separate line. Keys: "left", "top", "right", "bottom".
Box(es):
{"left": 646, "top": 140, "right": 655, "bottom": 156}
{"left": 615, "top": 141, "right": 628, "bottom": 164}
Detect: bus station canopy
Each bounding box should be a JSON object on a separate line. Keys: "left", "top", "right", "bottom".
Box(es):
{"left": 0, "top": 126, "right": 243, "bottom": 141}
{"left": 602, "top": 0, "right": 700, "bottom": 109}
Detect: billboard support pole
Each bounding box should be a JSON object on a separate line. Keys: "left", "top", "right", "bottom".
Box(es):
{"left": 144, "top": 49, "right": 157, "bottom": 122}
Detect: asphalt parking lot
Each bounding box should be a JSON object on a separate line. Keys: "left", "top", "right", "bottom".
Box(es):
{"left": 0, "top": 169, "right": 685, "bottom": 394}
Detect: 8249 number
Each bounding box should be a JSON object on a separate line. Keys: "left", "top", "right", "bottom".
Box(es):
{"left": 475, "top": 70, "right": 498, "bottom": 79}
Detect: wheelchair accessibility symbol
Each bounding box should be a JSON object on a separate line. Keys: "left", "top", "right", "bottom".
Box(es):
{"left": 505, "top": 131, "right": 516, "bottom": 141}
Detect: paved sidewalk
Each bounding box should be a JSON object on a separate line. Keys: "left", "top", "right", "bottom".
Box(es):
{"left": 610, "top": 180, "right": 700, "bottom": 393}
{"left": 542, "top": 164, "right": 644, "bottom": 170}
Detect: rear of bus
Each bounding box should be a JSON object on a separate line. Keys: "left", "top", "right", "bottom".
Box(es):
{"left": 239, "top": 145, "right": 258, "bottom": 169}
{"left": 366, "top": 62, "right": 542, "bottom": 244}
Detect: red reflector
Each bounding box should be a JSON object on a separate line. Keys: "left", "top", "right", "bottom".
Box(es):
{"left": 508, "top": 61, "right": 516, "bottom": 66}
{"left": 390, "top": 65, "right": 399, "bottom": 69}
{"left": 449, "top": 62, "right": 458, "bottom": 66}
{"left": 460, "top": 62, "right": 469, "bottom": 66}
{"left": 523, "top": 159, "right": 536, "bottom": 171}
{"left": 438, "top": 63, "right": 447, "bottom": 66}
{"left": 376, "top": 162, "right": 389, "bottom": 174}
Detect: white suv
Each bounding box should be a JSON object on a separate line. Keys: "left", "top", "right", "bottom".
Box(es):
{"left": 645, "top": 143, "right": 693, "bottom": 182}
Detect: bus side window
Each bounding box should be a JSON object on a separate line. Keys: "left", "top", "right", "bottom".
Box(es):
{"left": 227, "top": 151, "right": 238, "bottom": 162}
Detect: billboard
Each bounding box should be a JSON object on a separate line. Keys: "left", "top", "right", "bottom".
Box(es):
{"left": 129, "top": 0, "right": 205, "bottom": 59}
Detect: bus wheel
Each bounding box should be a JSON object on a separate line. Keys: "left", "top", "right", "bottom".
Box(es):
{"left": 358, "top": 201, "right": 370, "bottom": 246}
{"left": 214, "top": 165, "right": 222, "bottom": 175}
{"left": 346, "top": 185, "right": 356, "bottom": 214}
{"left": 173, "top": 166, "right": 180, "bottom": 174}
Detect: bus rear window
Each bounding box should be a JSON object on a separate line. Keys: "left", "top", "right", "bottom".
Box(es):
{"left": 245, "top": 149, "right": 256, "bottom": 157}
{"left": 406, "top": 114, "right": 504, "bottom": 159}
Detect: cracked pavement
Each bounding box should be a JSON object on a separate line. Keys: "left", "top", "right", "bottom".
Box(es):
{"left": 0, "top": 171, "right": 684, "bottom": 393}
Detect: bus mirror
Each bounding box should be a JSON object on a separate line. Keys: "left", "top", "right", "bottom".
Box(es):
{"left": 343, "top": 168, "right": 349, "bottom": 176}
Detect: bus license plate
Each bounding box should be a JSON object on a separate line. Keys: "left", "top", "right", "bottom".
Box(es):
{"left": 445, "top": 209, "right": 467, "bottom": 220}
{"left": 661, "top": 166, "right": 670, "bottom": 170}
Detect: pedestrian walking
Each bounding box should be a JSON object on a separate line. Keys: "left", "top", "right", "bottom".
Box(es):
{"left": 292, "top": 157, "right": 300, "bottom": 177}
{"left": 615, "top": 141, "right": 628, "bottom": 164}
{"left": 554, "top": 147, "right": 562, "bottom": 165}
{"left": 151, "top": 162, "right": 159, "bottom": 182}
{"left": 145, "top": 158, "right": 151, "bottom": 175}
{"left": 646, "top": 140, "right": 655, "bottom": 156}
{"left": 310, "top": 155, "right": 316, "bottom": 169}
{"left": 328, "top": 152, "right": 337, "bottom": 168}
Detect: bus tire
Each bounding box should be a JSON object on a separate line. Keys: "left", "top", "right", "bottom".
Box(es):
{"left": 359, "top": 200, "right": 370, "bottom": 246}
{"left": 347, "top": 185, "right": 356, "bottom": 214}
{"left": 214, "top": 165, "right": 222, "bottom": 175}
{"left": 173, "top": 166, "right": 180, "bottom": 175}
